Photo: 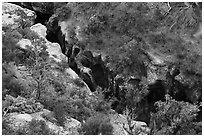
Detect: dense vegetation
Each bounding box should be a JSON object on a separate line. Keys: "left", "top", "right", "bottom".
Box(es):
{"left": 2, "top": 2, "right": 202, "bottom": 135}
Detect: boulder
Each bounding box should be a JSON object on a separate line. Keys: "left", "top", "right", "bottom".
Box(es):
{"left": 31, "top": 113, "right": 63, "bottom": 135}
{"left": 13, "top": 23, "right": 66, "bottom": 63}
{"left": 30, "top": 23, "right": 47, "bottom": 38}
{"left": 30, "top": 23, "right": 67, "bottom": 63}
{"left": 3, "top": 113, "right": 33, "bottom": 134}
{"left": 32, "top": 110, "right": 82, "bottom": 135}
{"left": 45, "top": 121, "right": 64, "bottom": 135}
{"left": 31, "top": 109, "right": 57, "bottom": 124}
{"left": 108, "top": 113, "right": 150, "bottom": 135}
{"left": 62, "top": 117, "right": 81, "bottom": 135}
{"left": 2, "top": 3, "right": 36, "bottom": 30}
{"left": 3, "top": 111, "right": 80, "bottom": 135}
{"left": 53, "top": 69, "right": 94, "bottom": 97}
{"left": 109, "top": 114, "right": 129, "bottom": 135}
{"left": 16, "top": 38, "right": 66, "bottom": 63}
{"left": 130, "top": 121, "right": 150, "bottom": 135}
{"left": 64, "top": 68, "right": 80, "bottom": 80}
{"left": 16, "top": 39, "right": 32, "bottom": 49}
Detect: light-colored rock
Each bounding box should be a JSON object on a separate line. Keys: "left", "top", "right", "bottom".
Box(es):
{"left": 17, "top": 39, "right": 33, "bottom": 49}
{"left": 32, "top": 109, "right": 57, "bottom": 124}
{"left": 16, "top": 23, "right": 67, "bottom": 63}
{"left": 63, "top": 117, "right": 81, "bottom": 135}
{"left": 2, "top": 3, "right": 36, "bottom": 30}
{"left": 130, "top": 121, "right": 150, "bottom": 135}
{"left": 63, "top": 68, "right": 93, "bottom": 96}
{"left": 64, "top": 117, "right": 81, "bottom": 129}
{"left": 109, "top": 113, "right": 150, "bottom": 135}
{"left": 31, "top": 114, "right": 63, "bottom": 135}
{"left": 4, "top": 113, "right": 33, "bottom": 133}
{"left": 29, "top": 23, "right": 67, "bottom": 63}
{"left": 51, "top": 68, "right": 93, "bottom": 97}
{"left": 13, "top": 113, "right": 33, "bottom": 122}
{"left": 4, "top": 112, "right": 67, "bottom": 135}
{"left": 46, "top": 42, "right": 67, "bottom": 62}
{"left": 64, "top": 68, "right": 80, "bottom": 79}
{"left": 46, "top": 121, "right": 64, "bottom": 134}
{"left": 30, "top": 23, "right": 47, "bottom": 38}
{"left": 109, "top": 114, "right": 129, "bottom": 135}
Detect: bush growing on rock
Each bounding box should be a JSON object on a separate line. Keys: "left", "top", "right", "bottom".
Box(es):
{"left": 2, "top": 119, "right": 28, "bottom": 135}
{"left": 2, "top": 30, "right": 24, "bottom": 64}
{"left": 94, "top": 99, "right": 111, "bottom": 114}
{"left": 80, "top": 113, "right": 113, "bottom": 135}
{"left": 149, "top": 94, "right": 201, "bottom": 135}
{"left": 2, "top": 63, "right": 24, "bottom": 97}
{"left": 39, "top": 84, "right": 96, "bottom": 125}
{"left": 52, "top": 89, "right": 95, "bottom": 126}
{"left": 2, "top": 95, "right": 44, "bottom": 116}
{"left": 2, "top": 118, "right": 55, "bottom": 135}
{"left": 28, "top": 119, "right": 56, "bottom": 135}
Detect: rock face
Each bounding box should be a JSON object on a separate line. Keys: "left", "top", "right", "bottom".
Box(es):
{"left": 2, "top": 95, "right": 82, "bottom": 135}
{"left": 15, "top": 22, "right": 93, "bottom": 96}
{"left": 109, "top": 113, "right": 129, "bottom": 135}
{"left": 2, "top": 3, "right": 36, "bottom": 30}
{"left": 3, "top": 113, "right": 33, "bottom": 134}
{"left": 72, "top": 51, "right": 110, "bottom": 92}
{"left": 129, "top": 121, "right": 150, "bottom": 135}
{"left": 3, "top": 110, "right": 81, "bottom": 135}
{"left": 109, "top": 113, "right": 150, "bottom": 135}
{"left": 30, "top": 23, "right": 47, "bottom": 37}
{"left": 15, "top": 23, "right": 94, "bottom": 94}
{"left": 45, "top": 10, "right": 111, "bottom": 92}
{"left": 46, "top": 13, "right": 69, "bottom": 55}
{"left": 2, "top": 2, "right": 93, "bottom": 97}
{"left": 63, "top": 117, "right": 81, "bottom": 135}
{"left": 10, "top": 2, "right": 66, "bottom": 24}
{"left": 29, "top": 23, "right": 68, "bottom": 63}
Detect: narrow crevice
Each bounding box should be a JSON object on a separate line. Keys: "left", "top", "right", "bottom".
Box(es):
{"left": 34, "top": 11, "right": 52, "bottom": 25}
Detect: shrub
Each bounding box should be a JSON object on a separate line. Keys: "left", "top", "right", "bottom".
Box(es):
{"left": 2, "top": 69, "right": 23, "bottom": 97}
{"left": 52, "top": 92, "right": 94, "bottom": 126}
{"left": 2, "top": 95, "right": 44, "bottom": 115}
{"left": 52, "top": 98, "right": 70, "bottom": 126}
{"left": 2, "top": 119, "right": 55, "bottom": 135}
{"left": 40, "top": 83, "right": 96, "bottom": 126}
{"left": 2, "top": 120, "right": 29, "bottom": 135}
{"left": 149, "top": 94, "right": 201, "bottom": 135}
{"left": 93, "top": 89, "right": 111, "bottom": 114}
{"left": 28, "top": 119, "right": 55, "bottom": 135}
{"left": 94, "top": 100, "right": 111, "bottom": 114}
{"left": 80, "top": 113, "right": 113, "bottom": 135}
{"left": 2, "top": 28, "right": 41, "bottom": 65}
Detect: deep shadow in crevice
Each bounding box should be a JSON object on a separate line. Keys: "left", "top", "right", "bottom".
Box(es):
{"left": 34, "top": 11, "right": 52, "bottom": 25}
